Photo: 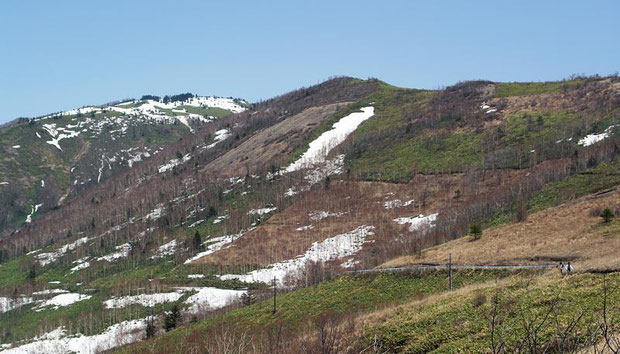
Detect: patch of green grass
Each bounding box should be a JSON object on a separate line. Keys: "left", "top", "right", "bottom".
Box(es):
{"left": 355, "top": 129, "right": 482, "bottom": 180}
{"left": 494, "top": 80, "right": 585, "bottom": 97}
{"left": 364, "top": 273, "right": 620, "bottom": 353}
{"left": 176, "top": 105, "right": 232, "bottom": 118}
{"left": 0, "top": 256, "right": 30, "bottom": 288}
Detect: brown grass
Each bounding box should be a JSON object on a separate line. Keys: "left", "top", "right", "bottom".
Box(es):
{"left": 204, "top": 102, "right": 351, "bottom": 177}
{"left": 382, "top": 188, "right": 620, "bottom": 271}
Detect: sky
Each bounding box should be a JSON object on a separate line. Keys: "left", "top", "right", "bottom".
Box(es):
{"left": 1, "top": 0, "right": 619, "bottom": 123}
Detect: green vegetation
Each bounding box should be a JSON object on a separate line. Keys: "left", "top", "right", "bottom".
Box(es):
{"left": 153, "top": 105, "right": 232, "bottom": 119}
{"left": 121, "top": 270, "right": 518, "bottom": 352}
{"left": 494, "top": 79, "right": 585, "bottom": 97}
{"left": 600, "top": 208, "right": 615, "bottom": 223}
{"left": 488, "top": 159, "right": 620, "bottom": 228}
{"left": 364, "top": 273, "right": 620, "bottom": 353}
{"left": 469, "top": 224, "right": 482, "bottom": 240}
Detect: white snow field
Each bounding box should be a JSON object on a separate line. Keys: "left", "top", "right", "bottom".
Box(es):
{"left": 103, "top": 292, "right": 183, "bottom": 309}
{"left": 393, "top": 213, "right": 438, "bottom": 232}
{"left": 183, "top": 287, "right": 246, "bottom": 314}
{"left": 150, "top": 239, "right": 177, "bottom": 259}
{"left": 218, "top": 225, "right": 375, "bottom": 285}
{"left": 577, "top": 125, "right": 617, "bottom": 146}
{"left": 206, "top": 129, "right": 231, "bottom": 148}
{"left": 2, "top": 319, "right": 147, "bottom": 354}
{"left": 285, "top": 106, "right": 374, "bottom": 172}
{"left": 35, "top": 293, "right": 92, "bottom": 311}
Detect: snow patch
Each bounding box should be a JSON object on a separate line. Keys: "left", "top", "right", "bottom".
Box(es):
{"left": 393, "top": 213, "right": 438, "bottom": 232}
{"left": 25, "top": 203, "right": 44, "bottom": 223}
{"left": 2, "top": 319, "right": 146, "bottom": 354}
{"left": 103, "top": 292, "right": 182, "bottom": 309}
{"left": 384, "top": 199, "right": 415, "bottom": 209}
{"left": 296, "top": 225, "right": 315, "bottom": 232}
{"left": 285, "top": 107, "right": 374, "bottom": 172}
{"left": 184, "top": 231, "right": 247, "bottom": 264}
{"left": 0, "top": 296, "right": 34, "bottom": 313}
{"left": 207, "top": 129, "right": 231, "bottom": 149}
{"left": 247, "top": 207, "right": 277, "bottom": 215}
{"left": 97, "top": 243, "right": 131, "bottom": 262}
{"left": 151, "top": 240, "right": 177, "bottom": 259}
{"left": 158, "top": 154, "right": 191, "bottom": 173}
{"left": 35, "top": 293, "right": 92, "bottom": 311}
{"left": 213, "top": 214, "right": 229, "bottom": 224}
{"left": 42, "top": 123, "right": 80, "bottom": 151}
{"left": 219, "top": 225, "right": 374, "bottom": 285}
{"left": 309, "top": 210, "right": 347, "bottom": 221}
{"left": 184, "top": 287, "right": 246, "bottom": 314}
{"left": 577, "top": 125, "right": 617, "bottom": 147}
{"left": 70, "top": 257, "right": 90, "bottom": 273}
{"left": 36, "top": 237, "right": 89, "bottom": 266}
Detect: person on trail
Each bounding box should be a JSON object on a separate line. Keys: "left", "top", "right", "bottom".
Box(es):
{"left": 566, "top": 262, "right": 573, "bottom": 275}
{"left": 559, "top": 262, "right": 565, "bottom": 275}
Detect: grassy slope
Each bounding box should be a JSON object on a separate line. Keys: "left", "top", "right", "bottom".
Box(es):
{"left": 117, "top": 270, "right": 516, "bottom": 353}
{"left": 494, "top": 79, "right": 589, "bottom": 97}
{"left": 333, "top": 79, "right": 620, "bottom": 181}
{"left": 365, "top": 272, "right": 620, "bottom": 353}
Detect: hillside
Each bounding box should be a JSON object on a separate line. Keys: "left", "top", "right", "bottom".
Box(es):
{"left": 114, "top": 187, "right": 620, "bottom": 353}
{"left": 0, "top": 94, "right": 248, "bottom": 237}
{"left": 0, "top": 75, "right": 619, "bottom": 353}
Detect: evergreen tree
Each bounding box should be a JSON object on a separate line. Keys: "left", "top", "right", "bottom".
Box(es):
{"left": 164, "top": 304, "right": 181, "bottom": 332}
{"left": 193, "top": 231, "right": 202, "bottom": 250}
{"left": 470, "top": 224, "right": 482, "bottom": 240}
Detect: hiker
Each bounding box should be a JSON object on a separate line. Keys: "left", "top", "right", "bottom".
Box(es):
{"left": 566, "top": 262, "right": 573, "bottom": 275}
{"left": 559, "top": 262, "right": 565, "bottom": 275}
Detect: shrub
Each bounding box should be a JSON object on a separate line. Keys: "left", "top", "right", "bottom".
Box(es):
{"left": 600, "top": 208, "right": 614, "bottom": 223}
{"left": 470, "top": 224, "right": 482, "bottom": 240}
{"left": 164, "top": 304, "right": 181, "bottom": 332}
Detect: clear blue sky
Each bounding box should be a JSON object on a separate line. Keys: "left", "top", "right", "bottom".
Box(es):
{"left": 1, "top": 0, "right": 618, "bottom": 123}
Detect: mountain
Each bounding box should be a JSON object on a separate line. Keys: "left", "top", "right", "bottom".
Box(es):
{"left": 0, "top": 94, "right": 249, "bottom": 237}
{"left": 0, "top": 76, "right": 619, "bottom": 353}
